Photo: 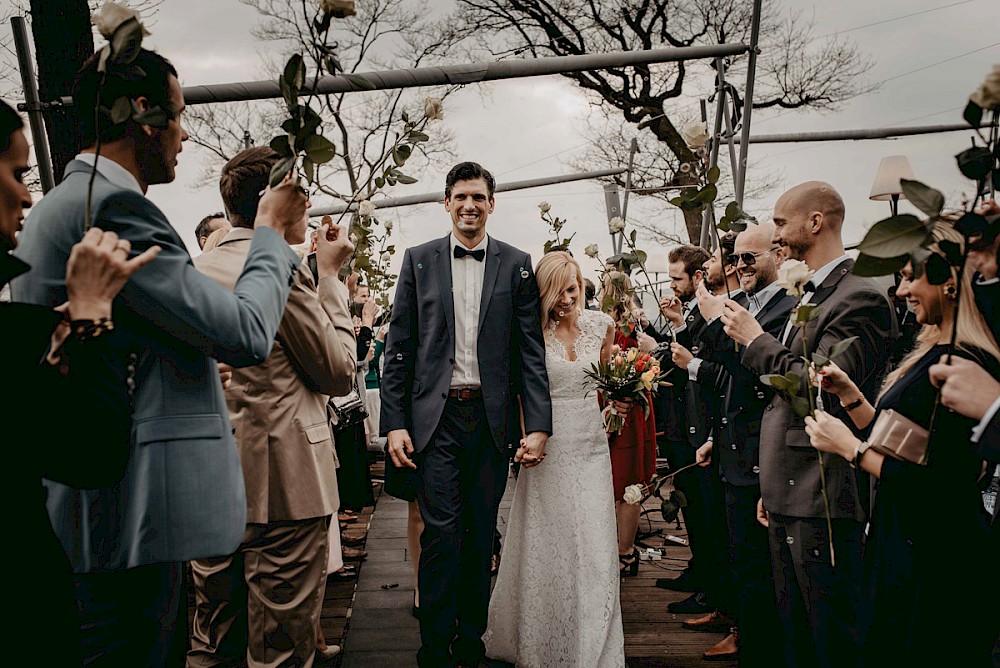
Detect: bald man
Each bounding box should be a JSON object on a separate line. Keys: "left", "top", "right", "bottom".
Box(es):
{"left": 719, "top": 182, "right": 898, "bottom": 668}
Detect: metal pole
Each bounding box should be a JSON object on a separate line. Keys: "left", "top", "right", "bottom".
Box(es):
{"left": 702, "top": 59, "right": 728, "bottom": 251}
{"left": 619, "top": 137, "right": 639, "bottom": 255}
{"left": 734, "top": 122, "right": 994, "bottom": 144}
{"left": 180, "top": 44, "right": 748, "bottom": 105}
{"left": 309, "top": 167, "right": 626, "bottom": 217}
{"left": 734, "top": 0, "right": 763, "bottom": 203}
{"left": 11, "top": 16, "right": 55, "bottom": 193}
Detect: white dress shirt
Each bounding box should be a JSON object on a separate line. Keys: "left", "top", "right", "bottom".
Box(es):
{"left": 780, "top": 254, "right": 851, "bottom": 345}
{"left": 74, "top": 153, "right": 144, "bottom": 195}
{"left": 450, "top": 233, "right": 488, "bottom": 388}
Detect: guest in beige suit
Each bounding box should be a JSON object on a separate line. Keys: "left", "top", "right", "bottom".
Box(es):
{"left": 187, "top": 147, "right": 357, "bottom": 667}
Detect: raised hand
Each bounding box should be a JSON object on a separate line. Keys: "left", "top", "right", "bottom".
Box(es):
{"left": 65, "top": 227, "right": 161, "bottom": 321}
{"left": 255, "top": 175, "right": 309, "bottom": 241}
{"left": 658, "top": 295, "right": 683, "bottom": 328}
{"left": 315, "top": 218, "right": 354, "bottom": 278}
{"left": 670, "top": 342, "right": 693, "bottom": 369}
{"left": 810, "top": 360, "right": 859, "bottom": 401}
{"left": 929, "top": 355, "right": 1000, "bottom": 421}
{"left": 720, "top": 299, "right": 764, "bottom": 346}
{"left": 695, "top": 279, "right": 725, "bottom": 320}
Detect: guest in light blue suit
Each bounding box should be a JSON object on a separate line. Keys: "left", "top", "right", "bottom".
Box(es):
{"left": 12, "top": 48, "right": 307, "bottom": 667}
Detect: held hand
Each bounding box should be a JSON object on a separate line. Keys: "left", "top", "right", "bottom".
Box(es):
{"left": 217, "top": 362, "right": 233, "bottom": 390}
{"left": 659, "top": 295, "right": 683, "bottom": 327}
{"left": 632, "top": 308, "right": 649, "bottom": 329}
{"left": 387, "top": 429, "right": 417, "bottom": 469}
{"left": 756, "top": 498, "right": 769, "bottom": 528}
{"left": 65, "top": 228, "right": 161, "bottom": 320}
{"left": 695, "top": 440, "right": 713, "bottom": 467}
{"left": 695, "top": 280, "right": 725, "bottom": 321}
{"left": 315, "top": 218, "right": 354, "bottom": 278}
{"left": 670, "top": 342, "right": 693, "bottom": 369}
{"left": 804, "top": 411, "right": 859, "bottom": 462}
{"left": 636, "top": 331, "right": 658, "bottom": 354}
{"left": 720, "top": 299, "right": 764, "bottom": 346}
{"left": 929, "top": 355, "right": 1000, "bottom": 420}
{"left": 610, "top": 398, "right": 633, "bottom": 418}
{"left": 366, "top": 341, "right": 376, "bottom": 362}
{"left": 810, "top": 360, "right": 859, "bottom": 400}
{"left": 255, "top": 175, "right": 309, "bottom": 239}
{"left": 515, "top": 431, "right": 548, "bottom": 467}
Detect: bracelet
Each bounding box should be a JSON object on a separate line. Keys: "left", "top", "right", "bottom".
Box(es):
{"left": 841, "top": 395, "right": 864, "bottom": 412}
{"left": 851, "top": 440, "right": 872, "bottom": 469}
{"left": 69, "top": 317, "right": 115, "bottom": 341}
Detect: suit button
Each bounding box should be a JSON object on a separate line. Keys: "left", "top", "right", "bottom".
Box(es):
{"left": 441, "top": 393, "right": 447, "bottom": 399}
{"left": 757, "top": 391, "right": 765, "bottom": 399}
{"left": 752, "top": 466, "right": 760, "bottom": 474}
{"left": 731, "top": 445, "right": 737, "bottom": 450}
{"left": 688, "top": 426, "right": 697, "bottom": 434}
{"left": 812, "top": 548, "right": 821, "bottom": 557}
{"left": 691, "top": 346, "right": 700, "bottom": 355}
{"left": 788, "top": 479, "right": 795, "bottom": 486}
{"left": 786, "top": 536, "right": 795, "bottom": 545}
{"left": 721, "top": 417, "right": 728, "bottom": 425}
{"left": 396, "top": 353, "right": 404, "bottom": 360}
{"left": 766, "top": 405, "right": 774, "bottom": 411}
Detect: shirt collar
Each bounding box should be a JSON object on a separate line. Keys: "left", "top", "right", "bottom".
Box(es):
{"left": 74, "top": 153, "right": 144, "bottom": 195}
{"left": 808, "top": 254, "right": 851, "bottom": 291}
{"left": 451, "top": 233, "right": 489, "bottom": 254}
{"left": 748, "top": 281, "right": 783, "bottom": 313}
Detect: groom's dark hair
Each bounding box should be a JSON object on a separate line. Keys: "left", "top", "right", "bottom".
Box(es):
{"left": 445, "top": 161, "right": 495, "bottom": 199}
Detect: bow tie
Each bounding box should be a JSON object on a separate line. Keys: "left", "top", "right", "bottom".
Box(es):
{"left": 454, "top": 246, "right": 485, "bottom": 261}
{"left": 803, "top": 280, "right": 817, "bottom": 293}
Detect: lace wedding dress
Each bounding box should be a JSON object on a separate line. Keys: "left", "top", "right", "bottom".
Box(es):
{"left": 483, "top": 309, "right": 625, "bottom": 668}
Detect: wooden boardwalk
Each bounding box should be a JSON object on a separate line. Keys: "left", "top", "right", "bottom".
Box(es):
{"left": 317, "top": 461, "right": 738, "bottom": 667}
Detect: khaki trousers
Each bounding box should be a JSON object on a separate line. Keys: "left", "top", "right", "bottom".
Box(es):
{"left": 187, "top": 516, "right": 330, "bottom": 668}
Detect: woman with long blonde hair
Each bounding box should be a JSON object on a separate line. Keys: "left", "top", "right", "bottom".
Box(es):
{"left": 805, "top": 222, "right": 998, "bottom": 665}
{"left": 485, "top": 251, "right": 625, "bottom": 667}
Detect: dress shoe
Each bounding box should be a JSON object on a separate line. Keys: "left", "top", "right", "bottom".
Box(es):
{"left": 341, "top": 530, "right": 367, "bottom": 547}
{"left": 667, "top": 591, "right": 711, "bottom": 614}
{"left": 316, "top": 642, "right": 342, "bottom": 660}
{"left": 681, "top": 610, "right": 735, "bottom": 633}
{"left": 655, "top": 568, "right": 699, "bottom": 592}
{"left": 342, "top": 546, "right": 367, "bottom": 560}
{"left": 703, "top": 630, "right": 738, "bottom": 661}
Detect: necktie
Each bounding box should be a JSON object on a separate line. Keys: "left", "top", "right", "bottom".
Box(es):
{"left": 454, "top": 246, "right": 485, "bottom": 261}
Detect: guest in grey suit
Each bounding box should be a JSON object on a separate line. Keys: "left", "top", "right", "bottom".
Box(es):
{"left": 381, "top": 162, "right": 552, "bottom": 668}
{"left": 12, "top": 49, "right": 307, "bottom": 667}
{"left": 720, "top": 182, "right": 897, "bottom": 668}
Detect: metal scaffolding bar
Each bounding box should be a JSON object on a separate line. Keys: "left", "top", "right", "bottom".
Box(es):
{"left": 181, "top": 44, "right": 749, "bottom": 105}
{"left": 308, "top": 167, "right": 626, "bottom": 218}
{"left": 734, "top": 0, "right": 763, "bottom": 204}
{"left": 733, "top": 122, "right": 991, "bottom": 144}
{"left": 11, "top": 17, "right": 55, "bottom": 193}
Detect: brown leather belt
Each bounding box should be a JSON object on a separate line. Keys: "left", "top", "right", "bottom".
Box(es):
{"left": 448, "top": 387, "right": 483, "bottom": 401}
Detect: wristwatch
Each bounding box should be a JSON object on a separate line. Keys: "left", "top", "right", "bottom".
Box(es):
{"left": 851, "top": 440, "right": 872, "bottom": 469}
{"left": 841, "top": 395, "right": 864, "bottom": 412}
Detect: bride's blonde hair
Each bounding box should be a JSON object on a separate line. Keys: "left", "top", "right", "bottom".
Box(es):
{"left": 536, "top": 251, "right": 585, "bottom": 333}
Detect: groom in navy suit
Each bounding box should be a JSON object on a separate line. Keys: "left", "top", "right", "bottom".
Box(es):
{"left": 381, "top": 162, "right": 552, "bottom": 667}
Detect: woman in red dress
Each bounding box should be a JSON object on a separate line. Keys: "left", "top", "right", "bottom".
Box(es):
{"left": 599, "top": 272, "right": 657, "bottom": 576}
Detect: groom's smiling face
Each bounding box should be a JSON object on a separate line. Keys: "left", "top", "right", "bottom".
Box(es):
{"left": 445, "top": 177, "right": 494, "bottom": 245}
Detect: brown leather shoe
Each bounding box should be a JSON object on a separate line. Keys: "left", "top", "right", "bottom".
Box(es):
{"left": 341, "top": 530, "right": 367, "bottom": 547}
{"left": 342, "top": 546, "right": 367, "bottom": 561}
{"left": 703, "top": 631, "right": 738, "bottom": 661}
{"left": 681, "top": 610, "right": 735, "bottom": 633}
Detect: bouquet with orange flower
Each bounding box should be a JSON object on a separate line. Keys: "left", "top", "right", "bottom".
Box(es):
{"left": 584, "top": 347, "right": 671, "bottom": 434}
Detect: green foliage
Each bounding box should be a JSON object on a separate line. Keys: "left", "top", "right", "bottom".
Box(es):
{"left": 856, "top": 214, "right": 930, "bottom": 259}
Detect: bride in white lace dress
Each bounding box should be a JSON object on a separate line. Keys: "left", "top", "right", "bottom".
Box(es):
{"left": 484, "top": 251, "right": 625, "bottom": 668}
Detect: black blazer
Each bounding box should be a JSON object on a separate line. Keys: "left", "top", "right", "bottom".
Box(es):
{"left": 706, "top": 289, "right": 797, "bottom": 486}
{"left": 380, "top": 234, "right": 552, "bottom": 453}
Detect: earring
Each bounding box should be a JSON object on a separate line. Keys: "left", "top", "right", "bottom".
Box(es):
{"left": 944, "top": 284, "right": 957, "bottom": 300}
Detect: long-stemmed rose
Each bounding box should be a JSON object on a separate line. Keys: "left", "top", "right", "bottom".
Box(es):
{"left": 539, "top": 202, "right": 574, "bottom": 253}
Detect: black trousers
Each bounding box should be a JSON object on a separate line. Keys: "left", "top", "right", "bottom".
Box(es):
{"left": 415, "top": 397, "right": 509, "bottom": 668}
{"left": 767, "top": 514, "right": 864, "bottom": 668}
{"left": 73, "top": 561, "right": 186, "bottom": 667}
{"left": 724, "top": 483, "right": 779, "bottom": 666}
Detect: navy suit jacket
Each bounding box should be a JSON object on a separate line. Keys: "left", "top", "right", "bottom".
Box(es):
{"left": 380, "top": 234, "right": 551, "bottom": 453}
{"left": 12, "top": 160, "right": 300, "bottom": 571}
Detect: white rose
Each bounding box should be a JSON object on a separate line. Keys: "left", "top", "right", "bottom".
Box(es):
{"left": 423, "top": 97, "right": 444, "bottom": 121}
{"left": 775, "top": 258, "right": 815, "bottom": 298}
{"left": 384, "top": 220, "right": 394, "bottom": 232}
{"left": 358, "top": 200, "right": 376, "bottom": 218}
{"left": 608, "top": 216, "right": 625, "bottom": 234}
{"left": 92, "top": 2, "right": 149, "bottom": 39}
{"left": 380, "top": 251, "right": 391, "bottom": 264}
{"left": 622, "top": 484, "right": 644, "bottom": 505}
{"left": 538, "top": 201, "right": 551, "bottom": 213}
{"left": 319, "top": 0, "right": 356, "bottom": 18}
{"left": 970, "top": 64, "right": 1000, "bottom": 111}
{"left": 680, "top": 121, "right": 709, "bottom": 150}
{"left": 584, "top": 243, "right": 600, "bottom": 259}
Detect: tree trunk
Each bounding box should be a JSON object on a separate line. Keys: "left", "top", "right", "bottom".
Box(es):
{"left": 29, "top": 0, "right": 93, "bottom": 185}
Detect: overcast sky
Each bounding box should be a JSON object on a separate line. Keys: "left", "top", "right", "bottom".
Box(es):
{"left": 9, "top": 0, "right": 1000, "bottom": 292}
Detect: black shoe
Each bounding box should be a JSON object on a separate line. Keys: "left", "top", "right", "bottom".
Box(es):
{"left": 655, "top": 569, "right": 699, "bottom": 592}
{"left": 667, "top": 591, "right": 711, "bottom": 614}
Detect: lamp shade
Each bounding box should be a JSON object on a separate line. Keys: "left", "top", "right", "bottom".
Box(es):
{"left": 644, "top": 254, "right": 671, "bottom": 274}
{"left": 869, "top": 155, "right": 917, "bottom": 201}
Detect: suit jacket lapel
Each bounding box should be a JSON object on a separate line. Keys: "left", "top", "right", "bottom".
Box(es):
{"left": 477, "top": 237, "right": 501, "bottom": 333}
{"left": 435, "top": 236, "right": 456, "bottom": 345}
{"left": 810, "top": 258, "right": 854, "bottom": 306}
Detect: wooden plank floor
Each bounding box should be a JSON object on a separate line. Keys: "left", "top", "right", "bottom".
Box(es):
{"left": 323, "top": 460, "right": 738, "bottom": 667}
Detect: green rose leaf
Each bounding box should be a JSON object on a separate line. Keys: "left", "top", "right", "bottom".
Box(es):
{"left": 269, "top": 134, "right": 293, "bottom": 157}
{"left": 852, "top": 251, "right": 908, "bottom": 277}
{"left": 955, "top": 146, "right": 993, "bottom": 182}
{"left": 760, "top": 373, "right": 790, "bottom": 391}
{"left": 670, "top": 490, "right": 688, "bottom": 508}
{"left": 963, "top": 99, "right": 984, "bottom": 128}
{"left": 954, "top": 212, "right": 988, "bottom": 238}
{"left": 938, "top": 239, "right": 964, "bottom": 267}
{"left": 375, "top": 176, "right": 385, "bottom": 189}
{"left": 109, "top": 97, "right": 132, "bottom": 124}
{"left": 268, "top": 156, "right": 295, "bottom": 188}
{"left": 131, "top": 106, "right": 170, "bottom": 128}
{"left": 790, "top": 395, "right": 812, "bottom": 419}
{"left": 706, "top": 165, "right": 721, "bottom": 185}
{"left": 696, "top": 183, "right": 718, "bottom": 205}
{"left": 304, "top": 134, "right": 336, "bottom": 164}
{"left": 324, "top": 54, "right": 342, "bottom": 75}
{"left": 394, "top": 173, "right": 418, "bottom": 185}
{"left": 303, "top": 156, "right": 315, "bottom": 185}
{"left": 793, "top": 304, "right": 821, "bottom": 325}
{"left": 923, "top": 252, "right": 952, "bottom": 285}
{"left": 825, "top": 336, "right": 860, "bottom": 363}
{"left": 812, "top": 353, "right": 830, "bottom": 369}
{"left": 408, "top": 130, "right": 430, "bottom": 143}
{"left": 899, "top": 179, "right": 944, "bottom": 218}
{"left": 284, "top": 54, "right": 306, "bottom": 92}
{"left": 857, "top": 214, "right": 930, "bottom": 258}
{"left": 661, "top": 499, "right": 680, "bottom": 523}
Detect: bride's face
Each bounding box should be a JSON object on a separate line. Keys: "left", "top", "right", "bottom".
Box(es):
{"left": 551, "top": 278, "right": 580, "bottom": 319}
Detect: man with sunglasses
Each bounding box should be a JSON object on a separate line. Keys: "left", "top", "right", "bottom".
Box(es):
{"left": 690, "top": 223, "right": 797, "bottom": 663}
